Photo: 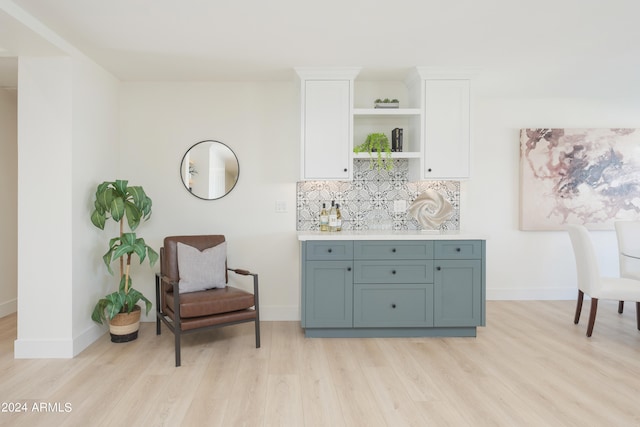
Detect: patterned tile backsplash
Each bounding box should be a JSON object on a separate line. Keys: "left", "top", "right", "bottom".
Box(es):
{"left": 297, "top": 159, "right": 460, "bottom": 231}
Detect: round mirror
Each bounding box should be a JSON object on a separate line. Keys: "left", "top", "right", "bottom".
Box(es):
{"left": 180, "top": 140, "right": 240, "bottom": 200}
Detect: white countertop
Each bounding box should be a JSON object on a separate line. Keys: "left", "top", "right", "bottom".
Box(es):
{"left": 297, "top": 230, "right": 487, "bottom": 241}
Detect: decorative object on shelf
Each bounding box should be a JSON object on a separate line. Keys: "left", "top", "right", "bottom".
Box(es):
{"left": 391, "top": 128, "right": 403, "bottom": 152}
{"left": 353, "top": 132, "right": 393, "bottom": 171}
{"left": 90, "top": 180, "right": 158, "bottom": 342}
{"left": 374, "top": 98, "right": 399, "bottom": 108}
{"left": 408, "top": 189, "right": 454, "bottom": 230}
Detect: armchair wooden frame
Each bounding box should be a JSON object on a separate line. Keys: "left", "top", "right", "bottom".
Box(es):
{"left": 155, "top": 236, "right": 260, "bottom": 366}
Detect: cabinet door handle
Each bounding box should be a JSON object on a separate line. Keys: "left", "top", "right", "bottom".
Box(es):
{"left": 427, "top": 168, "right": 432, "bottom": 172}
{"left": 436, "top": 266, "right": 441, "bottom": 271}
{"left": 343, "top": 168, "right": 348, "bottom": 172}
{"left": 327, "top": 248, "right": 332, "bottom": 253}
{"left": 391, "top": 303, "right": 397, "bottom": 309}
{"left": 347, "top": 267, "right": 352, "bottom": 271}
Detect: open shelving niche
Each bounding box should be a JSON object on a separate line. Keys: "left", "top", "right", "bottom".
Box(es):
{"left": 352, "top": 76, "right": 423, "bottom": 181}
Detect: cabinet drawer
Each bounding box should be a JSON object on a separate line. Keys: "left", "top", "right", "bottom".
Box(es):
{"left": 354, "top": 284, "right": 434, "bottom": 327}
{"left": 434, "top": 241, "right": 482, "bottom": 260}
{"left": 305, "top": 241, "right": 353, "bottom": 260}
{"left": 354, "top": 260, "right": 433, "bottom": 284}
{"left": 354, "top": 241, "right": 434, "bottom": 260}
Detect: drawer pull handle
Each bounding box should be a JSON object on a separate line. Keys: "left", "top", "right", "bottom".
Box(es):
{"left": 456, "top": 248, "right": 461, "bottom": 252}
{"left": 391, "top": 303, "right": 397, "bottom": 309}
{"left": 392, "top": 248, "right": 396, "bottom": 253}
{"left": 327, "top": 248, "right": 332, "bottom": 253}
{"left": 392, "top": 270, "right": 396, "bottom": 275}
{"left": 436, "top": 266, "right": 441, "bottom": 271}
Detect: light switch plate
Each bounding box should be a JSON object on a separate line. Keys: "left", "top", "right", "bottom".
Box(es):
{"left": 394, "top": 200, "right": 407, "bottom": 213}
{"left": 275, "top": 200, "right": 287, "bottom": 213}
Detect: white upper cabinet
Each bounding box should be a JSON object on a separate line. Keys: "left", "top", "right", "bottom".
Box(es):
{"left": 296, "top": 67, "right": 474, "bottom": 181}
{"left": 414, "top": 67, "right": 475, "bottom": 180}
{"left": 296, "top": 68, "right": 360, "bottom": 180}
{"left": 423, "top": 79, "right": 470, "bottom": 179}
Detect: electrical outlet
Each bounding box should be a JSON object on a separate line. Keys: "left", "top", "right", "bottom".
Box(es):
{"left": 275, "top": 200, "right": 287, "bottom": 213}
{"left": 394, "top": 200, "right": 407, "bottom": 213}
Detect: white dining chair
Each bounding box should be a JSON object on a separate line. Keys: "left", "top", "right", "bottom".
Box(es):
{"left": 614, "top": 221, "right": 640, "bottom": 314}
{"left": 567, "top": 224, "right": 640, "bottom": 337}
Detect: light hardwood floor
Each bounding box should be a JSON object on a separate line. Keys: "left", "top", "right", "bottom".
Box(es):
{"left": 1, "top": 300, "right": 640, "bottom": 426}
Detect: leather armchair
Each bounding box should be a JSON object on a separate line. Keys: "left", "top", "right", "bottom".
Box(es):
{"left": 156, "top": 235, "right": 260, "bottom": 366}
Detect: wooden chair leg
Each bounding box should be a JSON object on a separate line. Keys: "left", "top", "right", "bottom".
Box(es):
{"left": 618, "top": 301, "right": 624, "bottom": 314}
{"left": 636, "top": 302, "right": 640, "bottom": 331}
{"left": 574, "top": 290, "right": 584, "bottom": 324}
{"left": 586, "top": 298, "right": 598, "bottom": 337}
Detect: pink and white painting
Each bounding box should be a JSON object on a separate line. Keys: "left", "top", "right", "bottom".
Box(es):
{"left": 520, "top": 128, "right": 640, "bottom": 230}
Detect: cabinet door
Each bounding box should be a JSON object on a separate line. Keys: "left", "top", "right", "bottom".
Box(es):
{"left": 433, "top": 259, "right": 481, "bottom": 326}
{"left": 304, "top": 261, "right": 353, "bottom": 327}
{"left": 354, "top": 284, "right": 434, "bottom": 327}
{"left": 302, "top": 80, "right": 351, "bottom": 180}
{"left": 423, "top": 79, "right": 470, "bottom": 179}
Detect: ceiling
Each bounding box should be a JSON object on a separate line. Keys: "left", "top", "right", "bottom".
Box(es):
{"left": 1, "top": 0, "right": 640, "bottom": 96}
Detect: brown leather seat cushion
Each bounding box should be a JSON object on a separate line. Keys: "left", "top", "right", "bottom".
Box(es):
{"left": 165, "top": 286, "right": 255, "bottom": 319}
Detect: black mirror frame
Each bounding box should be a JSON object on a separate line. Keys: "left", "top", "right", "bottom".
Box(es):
{"left": 180, "top": 140, "right": 240, "bottom": 200}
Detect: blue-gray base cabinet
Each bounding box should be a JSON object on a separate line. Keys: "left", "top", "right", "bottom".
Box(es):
{"left": 300, "top": 239, "right": 486, "bottom": 338}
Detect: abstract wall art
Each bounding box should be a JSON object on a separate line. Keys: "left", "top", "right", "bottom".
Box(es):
{"left": 520, "top": 128, "right": 640, "bottom": 230}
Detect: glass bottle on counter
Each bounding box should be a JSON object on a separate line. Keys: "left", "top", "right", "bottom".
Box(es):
{"left": 335, "top": 203, "right": 342, "bottom": 231}
{"left": 329, "top": 200, "right": 338, "bottom": 232}
{"left": 319, "top": 203, "right": 329, "bottom": 231}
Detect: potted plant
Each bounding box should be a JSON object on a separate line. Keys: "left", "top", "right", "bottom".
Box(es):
{"left": 90, "top": 180, "right": 158, "bottom": 343}
{"left": 354, "top": 132, "right": 394, "bottom": 171}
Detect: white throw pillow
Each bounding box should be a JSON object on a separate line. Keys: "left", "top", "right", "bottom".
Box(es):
{"left": 177, "top": 241, "right": 227, "bottom": 293}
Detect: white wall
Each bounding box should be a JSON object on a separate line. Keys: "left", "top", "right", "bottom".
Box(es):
{"left": 15, "top": 56, "right": 74, "bottom": 358}
{"left": 119, "top": 82, "right": 300, "bottom": 321}
{"left": 71, "top": 56, "right": 120, "bottom": 354}
{"left": 15, "top": 56, "right": 119, "bottom": 358}
{"left": 14, "top": 70, "right": 640, "bottom": 361}
{"left": 0, "top": 88, "right": 17, "bottom": 318}
{"left": 120, "top": 80, "right": 640, "bottom": 320}
{"left": 465, "top": 95, "right": 640, "bottom": 299}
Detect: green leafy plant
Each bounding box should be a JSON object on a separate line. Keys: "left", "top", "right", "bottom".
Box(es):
{"left": 90, "top": 180, "right": 158, "bottom": 324}
{"left": 354, "top": 133, "right": 393, "bottom": 171}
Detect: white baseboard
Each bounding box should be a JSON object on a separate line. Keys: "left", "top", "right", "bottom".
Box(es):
{"left": 73, "top": 324, "right": 107, "bottom": 356}
{"left": 0, "top": 298, "right": 17, "bottom": 318}
{"left": 259, "top": 305, "right": 300, "bottom": 321}
{"left": 14, "top": 324, "right": 106, "bottom": 359}
{"left": 14, "top": 338, "right": 74, "bottom": 359}
{"left": 487, "top": 287, "right": 577, "bottom": 300}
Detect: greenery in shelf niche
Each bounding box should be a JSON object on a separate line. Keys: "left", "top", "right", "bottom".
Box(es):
{"left": 354, "top": 133, "right": 393, "bottom": 171}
